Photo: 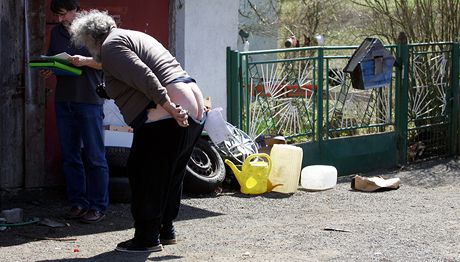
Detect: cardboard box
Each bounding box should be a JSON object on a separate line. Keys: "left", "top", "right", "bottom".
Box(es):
{"left": 104, "top": 125, "right": 133, "bottom": 133}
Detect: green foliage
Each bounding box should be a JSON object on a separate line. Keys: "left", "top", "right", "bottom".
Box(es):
{"left": 349, "top": 0, "right": 460, "bottom": 43}
{"left": 241, "top": 0, "right": 460, "bottom": 47}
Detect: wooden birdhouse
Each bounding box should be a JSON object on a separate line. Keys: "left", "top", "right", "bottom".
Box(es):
{"left": 343, "top": 38, "right": 395, "bottom": 90}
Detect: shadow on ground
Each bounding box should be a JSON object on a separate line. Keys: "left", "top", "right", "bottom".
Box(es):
{"left": 35, "top": 250, "right": 184, "bottom": 262}
{"left": 0, "top": 187, "right": 224, "bottom": 248}
{"left": 2, "top": 156, "right": 459, "bottom": 249}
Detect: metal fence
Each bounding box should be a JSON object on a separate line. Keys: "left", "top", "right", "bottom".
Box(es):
{"left": 226, "top": 42, "right": 459, "bottom": 175}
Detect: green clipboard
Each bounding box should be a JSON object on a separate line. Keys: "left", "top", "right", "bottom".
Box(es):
{"left": 29, "top": 60, "right": 82, "bottom": 76}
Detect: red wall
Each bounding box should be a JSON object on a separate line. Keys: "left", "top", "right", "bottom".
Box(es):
{"left": 44, "top": 0, "right": 170, "bottom": 50}
{"left": 44, "top": 0, "right": 170, "bottom": 181}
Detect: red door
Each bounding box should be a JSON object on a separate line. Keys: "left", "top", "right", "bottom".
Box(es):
{"left": 44, "top": 0, "right": 170, "bottom": 183}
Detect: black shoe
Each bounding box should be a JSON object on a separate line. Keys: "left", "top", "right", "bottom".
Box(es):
{"left": 65, "top": 206, "right": 88, "bottom": 220}
{"left": 80, "top": 210, "right": 106, "bottom": 224}
{"left": 160, "top": 223, "right": 177, "bottom": 245}
{"left": 115, "top": 239, "right": 163, "bottom": 253}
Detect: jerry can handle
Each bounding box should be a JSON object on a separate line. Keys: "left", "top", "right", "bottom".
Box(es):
{"left": 245, "top": 153, "right": 272, "bottom": 172}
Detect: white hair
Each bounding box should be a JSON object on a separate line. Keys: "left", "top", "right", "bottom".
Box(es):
{"left": 70, "top": 9, "right": 116, "bottom": 47}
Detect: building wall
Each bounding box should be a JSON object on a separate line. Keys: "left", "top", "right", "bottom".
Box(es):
{"left": 173, "top": 0, "right": 239, "bottom": 117}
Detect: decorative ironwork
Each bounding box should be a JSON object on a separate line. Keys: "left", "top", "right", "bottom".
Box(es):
{"left": 243, "top": 56, "right": 316, "bottom": 140}
{"left": 407, "top": 44, "right": 452, "bottom": 161}
{"left": 231, "top": 43, "right": 456, "bottom": 166}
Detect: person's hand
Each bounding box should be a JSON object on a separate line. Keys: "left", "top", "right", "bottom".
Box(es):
{"left": 39, "top": 69, "right": 53, "bottom": 79}
{"left": 68, "top": 55, "right": 102, "bottom": 70}
{"left": 163, "top": 102, "right": 189, "bottom": 127}
{"left": 68, "top": 55, "right": 89, "bottom": 67}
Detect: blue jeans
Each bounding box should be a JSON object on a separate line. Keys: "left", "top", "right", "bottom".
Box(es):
{"left": 55, "top": 102, "right": 109, "bottom": 212}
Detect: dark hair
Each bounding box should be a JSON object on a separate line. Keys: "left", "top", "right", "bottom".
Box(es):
{"left": 50, "top": 0, "right": 80, "bottom": 14}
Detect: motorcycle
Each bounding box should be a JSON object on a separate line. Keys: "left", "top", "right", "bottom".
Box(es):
{"left": 183, "top": 122, "right": 258, "bottom": 194}
{"left": 103, "top": 100, "right": 258, "bottom": 200}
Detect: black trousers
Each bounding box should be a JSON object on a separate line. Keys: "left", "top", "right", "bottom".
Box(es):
{"left": 127, "top": 116, "right": 205, "bottom": 245}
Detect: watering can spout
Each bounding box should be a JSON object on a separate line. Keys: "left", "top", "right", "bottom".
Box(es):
{"left": 224, "top": 159, "right": 243, "bottom": 185}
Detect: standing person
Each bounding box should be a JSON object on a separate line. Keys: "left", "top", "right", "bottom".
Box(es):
{"left": 70, "top": 10, "right": 206, "bottom": 252}
{"left": 41, "top": 0, "right": 109, "bottom": 223}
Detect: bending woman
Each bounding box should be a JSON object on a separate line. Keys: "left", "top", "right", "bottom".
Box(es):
{"left": 71, "top": 10, "right": 206, "bottom": 253}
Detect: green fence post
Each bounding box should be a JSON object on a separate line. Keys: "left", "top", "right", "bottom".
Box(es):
{"left": 395, "top": 34, "right": 409, "bottom": 165}
{"left": 226, "top": 47, "right": 241, "bottom": 126}
{"left": 243, "top": 53, "right": 250, "bottom": 132}
{"left": 451, "top": 43, "right": 459, "bottom": 154}
{"left": 316, "top": 47, "right": 324, "bottom": 143}
{"left": 226, "top": 47, "right": 232, "bottom": 122}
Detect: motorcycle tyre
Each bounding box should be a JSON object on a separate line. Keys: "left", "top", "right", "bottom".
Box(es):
{"left": 183, "top": 137, "right": 226, "bottom": 195}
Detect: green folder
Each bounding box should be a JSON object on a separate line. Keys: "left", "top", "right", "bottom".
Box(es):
{"left": 29, "top": 60, "right": 82, "bottom": 76}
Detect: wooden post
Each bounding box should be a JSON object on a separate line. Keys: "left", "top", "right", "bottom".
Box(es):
{"left": 397, "top": 31, "right": 408, "bottom": 45}
{"left": 0, "top": 0, "right": 46, "bottom": 190}
{"left": 395, "top": 31, "right": 409, "bottom": 165}
{"left": 24, "top": 0, "right": 46, "bottom": 188}
{"left": 0, "top": 0, "right": 26, "bottom": 189}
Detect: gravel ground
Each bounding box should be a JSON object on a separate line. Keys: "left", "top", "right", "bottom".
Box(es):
{"left": 1, "top": 157, "right": 459, "bottom": 262}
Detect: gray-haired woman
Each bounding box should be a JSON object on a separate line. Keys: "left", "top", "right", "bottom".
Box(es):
{"left": 71, "top": 10, "right": 206, "bottom": 253}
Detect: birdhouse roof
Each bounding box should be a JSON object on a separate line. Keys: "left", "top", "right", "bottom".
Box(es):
{"left": 343, "top": 38, "right": 391, "bottom": 73}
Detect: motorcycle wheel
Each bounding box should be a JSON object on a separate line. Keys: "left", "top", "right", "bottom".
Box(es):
{"left": 183, "top": 137, "right": 226, "bottom": 195}
{"left": 108, "top": 176, "right": 131, "bottom": 203}
{"left": 105, "top": 146, "right": 130, "bottom": 177}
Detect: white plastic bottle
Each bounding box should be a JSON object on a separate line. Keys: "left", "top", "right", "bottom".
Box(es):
{"left": 300, "top": 165, "right": 337, "bottom": 191}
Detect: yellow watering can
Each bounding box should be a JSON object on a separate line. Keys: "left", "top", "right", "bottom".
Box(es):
{"left": 224, "top": 153, "right": 272, "bottom": 195}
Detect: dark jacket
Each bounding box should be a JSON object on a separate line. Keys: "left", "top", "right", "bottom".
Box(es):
{"left": 47, "top": 23, "right": 103, "bottom": 105}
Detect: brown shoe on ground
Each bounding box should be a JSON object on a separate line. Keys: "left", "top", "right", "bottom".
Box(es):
{"left": 80, "top": 210, "right": 105, "bottom": 224}
{"left": 65, "top": 206, "right": 88, "bottom": 220}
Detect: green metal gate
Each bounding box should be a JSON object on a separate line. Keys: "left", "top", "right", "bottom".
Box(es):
{"left": 226, "top": 42, "right": 459, "bottom": 175}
